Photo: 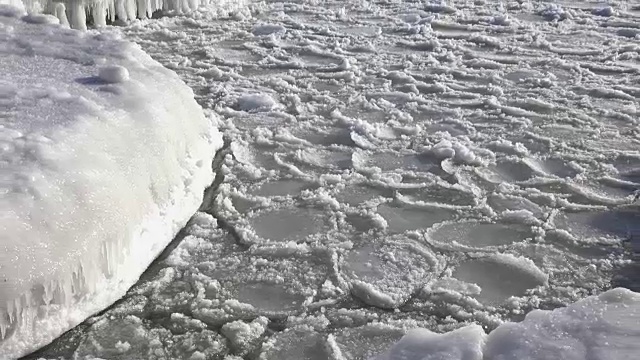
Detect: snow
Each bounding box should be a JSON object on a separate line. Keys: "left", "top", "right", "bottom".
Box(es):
{"left": 375, "top": 288, "right": 640, "bottom": 360}
{"left": 0, "top": 5, "right": 222, "bottom": 358}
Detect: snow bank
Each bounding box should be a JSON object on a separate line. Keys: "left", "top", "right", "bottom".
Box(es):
{"left": 373, "top": 288, "right": 640, "bottom": 360}
{"left": 0, "top": 6, "right": 222, "bottom": 358}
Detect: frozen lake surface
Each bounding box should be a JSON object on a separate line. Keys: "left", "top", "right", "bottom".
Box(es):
{"left": 24, "top": 0, "right": 640, "bottom": 358}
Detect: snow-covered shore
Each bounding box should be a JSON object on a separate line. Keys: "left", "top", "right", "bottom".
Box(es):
{"left": 3, "top": 0, "right": 640, "bottom": 358}
{"left": 0, "top": 4, "right": 222, "bottom": 357}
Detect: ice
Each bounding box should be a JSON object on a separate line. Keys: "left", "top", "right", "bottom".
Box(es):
{"left": 485, "top": 288, "right": 640, "bottom": 359}
{"left": 21, "top": 12, "right": 58, "bottom": 24}
{"left": 13, "top": 0, "right": 640, "bottom": 358}
{"left": 342, "top": 239, "right": 439, "bottom": 309}
{"left": 592, "top": 6, "right": 614, "bottom": 17}
{"left": 72, "top": 314, "right": 228, "bottom": 359}
{"left": 98, "top": 65, "right": 130, "bottom": 83}
{"left": 0, "top": 7, "right": 222, "bottom": 358}
{"left": 425, "top": 1, "right": 457, "bottom": 15}
{"left": 616, "top": 28, "right": 639, "bottom": 39}
{"left": 258, "top": 327, "right": 327, "bottom": 360}
{"left": 249, "top": 207, "right": 326, "bottom": 243}
{"left": 377, "top": 204, "right": 457, "bottom": 233}
{"left": 374, "top": 325, "right": 485, "bottom": 360}
{"left": 220, "top": 317, "right": 268, "bottom": 355}
{"left": 334, "top": 324, "right": 406, "bottom": 360}
{"left": 453, "top": 254, "right": 548, "bottom": 306}
{"left": 429, "top": 221, "right": 532, "bottom": 248}
{"left": 252, "top": 23, "right": 285, "bottom": 36}
{"left": 237, "top": 93, "right": 278, "bottom": 112}
{"left": 19, "top": 0, "right": 247, "bottom": 29}
{"left": 373, "top": 288, "right": 640, "bottom": 360}
{"left": 429, "top": 140, "right": 479, "bottom": 165}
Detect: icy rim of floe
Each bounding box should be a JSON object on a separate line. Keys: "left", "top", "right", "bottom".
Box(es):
{"left": 0, "top": 5, "right": 222, "bottom": 358}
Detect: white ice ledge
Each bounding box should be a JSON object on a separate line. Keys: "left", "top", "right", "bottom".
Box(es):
{"left": 373, "top": 287, "right": 640, "bottom": 360}
{"left": 0, "top": 6, "right": 222, "bottom": 358}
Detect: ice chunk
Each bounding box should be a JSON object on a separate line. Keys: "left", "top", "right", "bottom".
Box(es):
{"left": 258, "top": 326, "right": 329, "bottom": 360}
{"left": 252, "top": 23, "right": 286, "bottom": 36}
{"left": 342, "top": 240, "right": 439, "bottom": 309}
{"left": 98, "top": 65, "right": 130, "bottom": 83}
{"left": 373, "top": 288, "right": 640, "bottom": 360}
{"left": 491, "top": 15, "right": 514, "bottom": 26}
{"left": 617, "top": 28, "right": 639, "bottom": 39}
{"left": 425, "top": 1, "right": 457, "bottom": 14}
{"left": 221, "top": 317, "right": 268, "bottom": 355}
{"left": 0, "top": 10, "right": 222, "bottom": 358}
{"left": 484, "top": 288, "right": 640, "bottom": 359}
{"left": 453, "top": 254, "right": 548, "bottom": 305}
{"left": 237, "top": 93, "right": 278, "bottom": 112}
{"left": 538, "top": 4, "right": 569, "bottom": 21}
{"left": 431, "top": 139, "right": 456, "bottom": 159}
{"left": 592, "top": 6, "right": 614, "bottom": 17}
{"left": 429, "top": 140, "right": 479, "bottom": 165}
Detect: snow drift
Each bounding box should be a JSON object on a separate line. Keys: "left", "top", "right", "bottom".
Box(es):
{"left": 0, "top": 5, "right": 222, "bottom": 358}
{"left": 374, "top": 288, "right": 640, "bottom": 360}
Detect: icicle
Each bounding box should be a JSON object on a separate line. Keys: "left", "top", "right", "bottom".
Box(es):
{"left": 13, "top": 297, "right": 22, "bottom": 325}
{"left": 147, "top": 0, "right": 155, "bottom": 17}
{"left": 188, "top": 0, "right": 198, "bottom": 12}
{"left": 63, "top": 278, "right": 73, "bottom": 307}
{"left": 53, "top": 279, "right": 64, "bottom": 305}
{"left": 137, "top": 0, "right": 147, "bottom": 19}
{"left": 44, "top": 0, "right": 57, "bottom": 15}
{"left": 20, "top": 293, "right": 31, "bottom": 328}
{"left": 108, "top": 0, "right": 116, "bottom": 23}
{"left": 116, "top": 0, "right": 128, "bottom": 21}
{"left": 71, "top": 269, "right": 80, "bottom": 296}
{"left": 69, "top": 0, "right": 87, "bottom": 31}
{"left": 24, "top": 291, "right": 32, "bottom": 310}
{"left": 101, "top": 239, "right": 115, "bottom": 277}
{"left": 43, "top": 280, "right": 54, "bottom": 305}
{"left": 92, "top": 2, "right": 107, "bottom": 27}
{"left": 125, "top": 0, "right": 136, "bottom": 21}
{"left": 54, "top": 3, "right": 70, "bottom": 28}
{"left": 0, "top": 309, "right": 7, "bottom": 339}
{"left": 53, "top": 278, "right": 68, "bottom": 307}
{"left": 6, "top": 300, "right": 15, "bottom": 324}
